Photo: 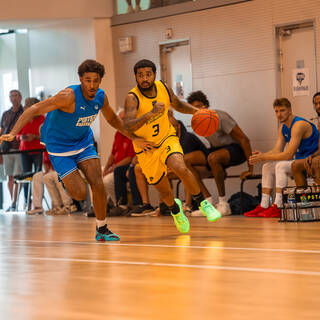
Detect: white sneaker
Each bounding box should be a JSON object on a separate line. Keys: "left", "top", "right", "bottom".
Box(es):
{"left": 216, "top": 201, "right": 232, "bottom": 216}
{"left": 26, "top": 207, "right": 43, "bottom": 215}
{"left": 191, "top": 209, "right": 203, "bottom": 217}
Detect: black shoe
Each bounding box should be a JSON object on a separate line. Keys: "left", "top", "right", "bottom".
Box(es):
{"left": 95, "top": 225, "right": 120, "bottom": 241}
{"left": 84, "top": 207, "right": 96, "bottom": 217}
{"left": 159, "top": 202, "right": 171, "bottom": 216}
{"left": 6, "top": 204, "right": 16, "bottom": 212}
{"left": 109, "top": 206, "right": 128, "bottom": 217}
{"left": 130, "top": 203, "right": 154, "bottom": 217}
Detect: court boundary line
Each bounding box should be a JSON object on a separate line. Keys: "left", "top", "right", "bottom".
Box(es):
{"left": 9, "top": 256, "right": 320, "bottom": 277}
{"left": 4, "top": 239, "right": 320, "bottom": 254}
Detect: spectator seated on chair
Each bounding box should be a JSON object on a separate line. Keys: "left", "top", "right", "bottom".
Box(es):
{"left": 114, "top": 156, "right": 152, "bottom": 216}
{"left": 26, "top": 151, "right": 77, "bottom": 215}
{"left": 102, "top": 109, "right": 136, "bottom": 211}
{"left": 244, "top": 98, "right": 319, "bottom": 218}
{"left": 291, "top": 92, "right": 320, "bottom": 188}
{"left": 186, "top": 90, "right": 254, "bottom": 216}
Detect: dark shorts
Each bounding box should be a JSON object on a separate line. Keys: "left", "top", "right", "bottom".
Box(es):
{"left": 206, "top": 143, "right": 246, "bottom": 169}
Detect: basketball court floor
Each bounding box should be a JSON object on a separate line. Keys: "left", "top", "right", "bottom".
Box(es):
{"left": 0, "top": 213, "right": 319, "bottom": 319}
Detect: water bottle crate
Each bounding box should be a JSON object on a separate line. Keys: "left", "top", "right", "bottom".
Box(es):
{"left": 281, "top": 186, "right": 320, "bottom": 222}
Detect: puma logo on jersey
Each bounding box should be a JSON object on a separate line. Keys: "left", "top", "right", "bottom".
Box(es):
{"left": 76, "top": 114, "right": 97, "bottom": 127}
{"left": 80, "top": 106, "right": 86, "bottom": 110}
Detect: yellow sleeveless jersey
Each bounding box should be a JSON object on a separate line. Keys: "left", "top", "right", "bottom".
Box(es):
{"left": 129, "top": 80, "right": 176, "bottom": 153}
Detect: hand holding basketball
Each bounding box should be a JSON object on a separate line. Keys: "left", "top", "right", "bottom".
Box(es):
{"left": 191, "top": 109, "right": 219, "bottom": 137}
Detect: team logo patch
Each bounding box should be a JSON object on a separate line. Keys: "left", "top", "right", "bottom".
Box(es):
{"left": 76, "top": 114, "right": 98, "bottom": 127}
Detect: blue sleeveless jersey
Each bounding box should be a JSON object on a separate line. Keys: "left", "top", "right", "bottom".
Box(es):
{"left": 281, "top": 116, "right": 319, "bottom": 159}
{"left": 41, "top": 85, "right": 105, "bottom": 154}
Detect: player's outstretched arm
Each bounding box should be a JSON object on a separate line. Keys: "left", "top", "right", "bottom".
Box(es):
{"left": 123, "top": 93, "right": 161, "bottom": 133}
{"left": 0, "top": 89, "right": 75, "bottom": 143}
{"left": 169, "top": 87, "right": 198, "bottom": 115}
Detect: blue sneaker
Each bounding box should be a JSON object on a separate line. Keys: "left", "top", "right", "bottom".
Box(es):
{"left": 199, "top": 200, "right": 221, "bottom": 222}
{"left": 95, "top": 226, "right": 120, "bottom": 241}
{"left": 171, "top": 198, "right": 190, "bottom": 233}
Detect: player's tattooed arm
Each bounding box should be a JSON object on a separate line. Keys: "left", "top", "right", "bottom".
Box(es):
{"left": 169, "top": 88, "right": 198, "bottom": 115}
{"left": 124, "top": 93, "right": 161, "bottom": 133}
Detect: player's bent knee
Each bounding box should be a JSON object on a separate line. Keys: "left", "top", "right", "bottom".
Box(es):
{"left": 207, "top": 153, "right": 222, "bottom": 166}
{"left": 69, "top": 184, "right": 87, "bottom": 201}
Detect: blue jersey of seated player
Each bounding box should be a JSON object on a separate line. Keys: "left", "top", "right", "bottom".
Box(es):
{"left": 41, "top": 85, "right": 104, "bottom": 155}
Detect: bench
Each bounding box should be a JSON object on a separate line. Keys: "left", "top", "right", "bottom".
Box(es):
{"left": 175, "top": 165, "right": 261, "bottom": 214}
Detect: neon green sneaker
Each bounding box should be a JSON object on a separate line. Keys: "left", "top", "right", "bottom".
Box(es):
{"left": 199, "top": 200, "right": 221, "bottom": 222}
{"left": 171, "top": 198, "right": 190, "bottom": 233}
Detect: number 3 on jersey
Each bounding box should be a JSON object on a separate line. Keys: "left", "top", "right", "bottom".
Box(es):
{"left": 152, "top": 124, "right": 159, "bottom": 137}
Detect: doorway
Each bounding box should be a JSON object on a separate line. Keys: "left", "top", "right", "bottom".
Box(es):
{"left": 159, "top": 38, "right": 192, "bottom": 123}
{"left": 275, "top": 22, "right": 318, "bottom": 121}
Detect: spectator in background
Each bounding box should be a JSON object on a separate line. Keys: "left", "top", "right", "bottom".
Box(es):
{"left": 102, "top": 110, "right": 136, "bottom": 208}
{"left": 27, "top": 151, "right": 77, "bottom": 215}
{"left": 126, "top": 0, "right": 141, "bottom": 12}
{"left": 187, "top": 90, "right": 253, "bottom": 216}
{"left": 16, "top": 97, "right": 45, "bottom": 207}
{"left": 291, "top": 92, "right": 320, "bottom": 187}
{"left": 0, "top": 90, "right": 24, "bottom": 211}
{"left": 245, "top": 98, "right": 319, "bottom": 218}
{"left": 26, "top": 151, "right": 51, "bottom": 215}
{"left": 113, "top": 156, "right": 145, "bottom": 211}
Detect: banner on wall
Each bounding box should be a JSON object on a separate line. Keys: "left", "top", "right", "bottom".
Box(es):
{"left": 292, "top": 68, "right": 310, "bottom": 96}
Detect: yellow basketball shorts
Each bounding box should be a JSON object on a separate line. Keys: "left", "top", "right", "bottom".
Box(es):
{"left": 137, "top": 135, "right": 183, "bottom": 185}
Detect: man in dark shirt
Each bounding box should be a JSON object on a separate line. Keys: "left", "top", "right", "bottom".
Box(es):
{"left": 0, "top": 90, "right": 24, "bottom": 211}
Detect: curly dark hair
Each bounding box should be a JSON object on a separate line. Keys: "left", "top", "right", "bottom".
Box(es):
{"left": 313, "top": 92, "right": 320, "bottom": 104}
{"left": 78, "top": 59, "right": 105, "bottom": 78}
{"left": 273, "top": 98, "right": 291, "bottom": 109}
{"left": 134, "top": 59, "right": 156, "bottom": 74}
{"left": 187, "top": 90, "right": 210, "bottom": 107}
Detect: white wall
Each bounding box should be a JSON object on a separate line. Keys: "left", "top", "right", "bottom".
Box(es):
{"left": 0, "top": 33, "right": 18, "bottom": 111}
{"left": 28, "top": 19, "right": 101, "bottom": 142}
{"left": 110, "top": 0, "right": 320, "bottom": 203}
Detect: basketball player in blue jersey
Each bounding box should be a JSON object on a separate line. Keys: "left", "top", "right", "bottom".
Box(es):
{"left": 124, "top": 59, "right": 221, "bottom": 234}
{"left": 0, "top": 60, "right": 127, "bottom": 241}
{"left": 245, "top": 97, "right": 319, "bottom": 218}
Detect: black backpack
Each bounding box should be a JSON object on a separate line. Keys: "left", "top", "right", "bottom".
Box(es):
{"left": 228, "top": 183, "right": 261, "bottom": 215}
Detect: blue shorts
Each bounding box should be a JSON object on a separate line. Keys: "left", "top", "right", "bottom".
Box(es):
{"left": 48, "top": 145, "right": 99, "bottom": 180}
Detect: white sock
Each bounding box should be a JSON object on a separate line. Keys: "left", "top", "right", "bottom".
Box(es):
{"left": 218, "top": 196, "right": 227, "bottom": 203}
{"left": 96, "top": 218, "right": 106, "bottom": 228}
{"left": 261, "top": 194, "right": 270, "bottom": 208}
{"left": 274, "top": 193, "right": 283, "bottom": 208}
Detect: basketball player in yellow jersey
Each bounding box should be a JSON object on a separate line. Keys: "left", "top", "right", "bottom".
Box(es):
{"left": 124, "top": 59, "right": 221, "bottom": 233}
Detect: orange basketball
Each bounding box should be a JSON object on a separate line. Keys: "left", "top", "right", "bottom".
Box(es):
{"left": 191, "top": 109, "right": 219, "bottom": 137}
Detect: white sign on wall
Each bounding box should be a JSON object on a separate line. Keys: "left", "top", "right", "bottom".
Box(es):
{"left": 292, "top": 68, "right": 310, "bottom": 96}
